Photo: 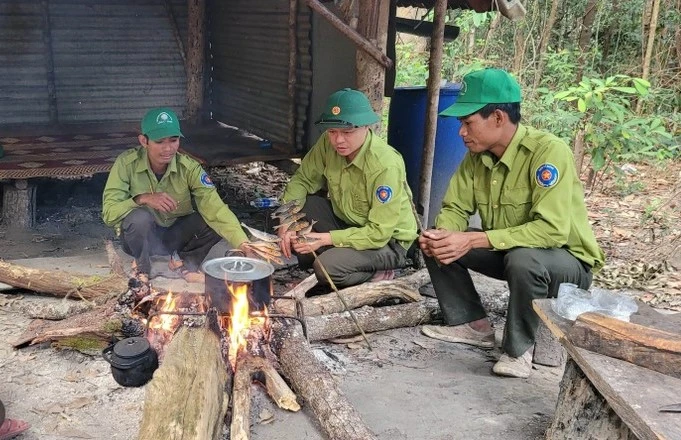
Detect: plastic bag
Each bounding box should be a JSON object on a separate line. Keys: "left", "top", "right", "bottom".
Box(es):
{"left": 551, "top": 283, "right": 638, "bottom": 321}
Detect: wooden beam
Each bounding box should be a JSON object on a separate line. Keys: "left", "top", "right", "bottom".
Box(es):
{"left": 40, "top": 0, "right": 58, "bottom": 123}
{"left": 305, "top": 0, "right": 393, "bottom": 69}
{"left": 417, "top": 0, "right": 447, "bottom": 229}
{"left": 185, "top": 0, "right": 206, "bottom": 125}
{"left": 287, "top": 0, "right": 299, "bottom": 146}
{"left": 356, "top": 0, "right": 391, "bottom": 120}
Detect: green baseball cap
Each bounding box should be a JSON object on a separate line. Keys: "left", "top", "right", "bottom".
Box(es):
{"left": 440, "top": 68, "right": 522, "bottom": 118}
{"left": 315, "top": 88, "right": 380, "bottom": 128}
{"left": 141, "top": 107, "right": 184, "bottom": 141}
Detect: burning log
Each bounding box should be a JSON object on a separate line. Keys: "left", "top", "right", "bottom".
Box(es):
{"left": 273, "top": 323, "right": 379, "bottom": 440}
{"left": 139, "top": 311, "right": 230, "bottom": 440}
{"left": 272, "top": 269, "right": 429, "bottom": 317}
{"left": 0, "top": 259, "right": 128, "bottom": 301}
{"left": 303, "top": 297, "right": 441, "bottom": 342}
{"left": 230, "top": 355, "right": 256, "bottom": 440}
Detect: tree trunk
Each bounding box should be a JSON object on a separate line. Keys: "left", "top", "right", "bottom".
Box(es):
{"left": 272, "top": 269, "right": 429, "bottom": 316}
{"left": 139, "top": 317, "right": 230, "bottom": 440}
{"left": 0, "top": 260, "right": 128, "bottom": 301}
{"left": 576, "top": 0, "right": 599, "bottom": 81}
{"left": 636, "top": 0, "right": 661, "bottom": 113}
{"left": 274, "top": 324, "right": 378, "bottom": 440}
{"left": 532, "top": 0, "right": 562, "bottom": 90}
{"left": 1, "top": 180, "right": 36, "bottom": 229}
{"left": 479, "top": 13, "right": 501, "bottom": 59}
{"left": 185, "top": 0, "right": 206, "bottom": 124}
{"left": 512, "top": 23, "right": 526, "bottom": 77}
{"left": 304, "top": 297, "right": 441, "bottom": 342}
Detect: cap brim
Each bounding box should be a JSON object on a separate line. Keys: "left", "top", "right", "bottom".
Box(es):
{"left": 439, "top": 102, "right": 486, "bottom": 118}
{"left": 145, "top": 127, "right": 184, "bottom": 142}
{"left": 314, "top": 119, "right": 355, "bottom": 129}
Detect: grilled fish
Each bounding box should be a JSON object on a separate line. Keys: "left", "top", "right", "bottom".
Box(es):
{"left": 297, "top": 219, "right": 317, "bottom": 235}
{"left": 273, "top": 213, "right": 307, "bottom": 231}
{"left": 271, "top": 199, "right": 303, "bottom": 219}
{"left": 240, "top": 222, "right": 281, "bottom": 243}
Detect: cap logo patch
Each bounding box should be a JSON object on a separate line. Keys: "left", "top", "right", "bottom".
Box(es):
{"left": 200, "top": 170, "right": 214, "bottom": 187}
{"left": 460, "top": 81, "right": 468, "bottom": 95}
{"left": 331, "top": 106, "right": 341, "bottom": 116}
{"left": 376, "top": 185, "right": 393, "bottom": 203}
{"left": 535, "top": 163, "right": 559, "bottom": 188}
{"left": 156, "top": 112, "right": 173, "bottom": 125}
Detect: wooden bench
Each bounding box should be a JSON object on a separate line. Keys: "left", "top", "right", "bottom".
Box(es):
{"left": 533, "top": 298, "right": 681, "bottom": 440}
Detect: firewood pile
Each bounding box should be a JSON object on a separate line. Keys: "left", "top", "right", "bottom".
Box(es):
{"left": 0, "top": 240, "right": 439, "bottom": 440}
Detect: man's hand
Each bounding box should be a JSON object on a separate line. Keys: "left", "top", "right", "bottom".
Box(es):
{"left": 419, "top": 229, "right": 490, "bottom": 265}
{"left": 134, "top": 192, "right": 178, "bottom": 213}
{"left": 291, "top": 232, "right": 331, "bottom": 255}
{"left": 277, "top": 226, "right": 297, "bottom": 259}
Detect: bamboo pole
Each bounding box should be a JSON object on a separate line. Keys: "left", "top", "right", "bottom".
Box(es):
{"left": 417, "top": 0, "right": 447, "bottom": 229}
{"left": 305, "top": 0, "right": 393, "bottom": 69}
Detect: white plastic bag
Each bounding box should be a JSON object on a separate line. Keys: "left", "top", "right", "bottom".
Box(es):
{"left": 551, "top": 283, "right": 638, "bottom": 321}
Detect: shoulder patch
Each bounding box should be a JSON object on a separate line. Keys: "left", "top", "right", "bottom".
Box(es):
{"left": 535, "top": 163, "right": 559, "bottom": 188}
{"left": 375, "top": 185, "right": 393, "bottom": 203}
{"left": 200, "top": 170, "right": 214, "bottom": 187}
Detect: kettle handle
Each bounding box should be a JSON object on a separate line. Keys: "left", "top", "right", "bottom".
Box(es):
{"left": 101, "top": 344, "right": 115, "bottom": 365}
{"left": 225, "top": 249, "right": 246, "bottom": 258}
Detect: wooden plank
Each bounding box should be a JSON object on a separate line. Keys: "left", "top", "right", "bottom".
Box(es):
{"left": 568, "top": 312, "right": 681, "bottom": 379}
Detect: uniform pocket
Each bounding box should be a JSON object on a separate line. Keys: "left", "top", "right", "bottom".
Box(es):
{"left": 500, "top": 187, "right": 532, "bottom": 226}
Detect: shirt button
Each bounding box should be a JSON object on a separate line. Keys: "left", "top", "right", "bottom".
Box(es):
{"left": 492, "top": 180, "right": 497, "bottom": 185}
{"left": 500, "top": 242, "right": 506, "bottom": 247}
{"left": 493, "top": 204, "right": 499, "bottom": 209}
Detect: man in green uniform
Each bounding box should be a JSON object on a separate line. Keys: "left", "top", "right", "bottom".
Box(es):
{"left": 419, "top": 68, "right": 605, "bottom": 378}
{"left": 102, "top": 107, "right": 249, "bottom": 282}
{"left": 278, "top": 88, "right": 418, "bottom": 288}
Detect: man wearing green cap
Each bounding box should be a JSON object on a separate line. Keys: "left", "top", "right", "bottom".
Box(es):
{"left": 418, "top": 68, "right": 605, "bottom": 378}
{"left": 278, "top": 88, "right": 418, "bottom": 288}
{"left": 102, "top": 107, "right": 249, "bottom": 282}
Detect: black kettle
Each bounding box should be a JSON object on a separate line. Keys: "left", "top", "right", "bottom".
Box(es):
{"left": 102, "top": 337, "right": 158, "bottom": 387}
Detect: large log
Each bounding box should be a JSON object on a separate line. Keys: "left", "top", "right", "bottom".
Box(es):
{"left": 567, "top": 312, "right": 681, "bottom": 379}
{"left": 272, "top": 269, "right": 429, "bottom": 316}
{"left": 0, "top": 260, "right": 128, "bottom": 301}
{"left": 304, "top": 297, "right": 441, "bottom": 342}
{"left": 274, "top": 323, "right": 378, "bottom": 440}
{"left": 139, "top": 314, "right": 230, "bottom": 440}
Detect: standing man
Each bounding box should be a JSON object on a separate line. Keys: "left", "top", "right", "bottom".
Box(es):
{"left": 102, "top": 107, "right": 249, "bottom": 282}
{"left": 278, "top": 88, "right": 418, "bottom": 288}
{"left": 419, "top": 68, "right": 604, "bottom": 378}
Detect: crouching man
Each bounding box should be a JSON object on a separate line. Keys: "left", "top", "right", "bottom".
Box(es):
{"left": 102, "top": 107, "right": 249, "bottom": 282}
{"left": 419, "top": 68, "right": 605, "bottom": 378}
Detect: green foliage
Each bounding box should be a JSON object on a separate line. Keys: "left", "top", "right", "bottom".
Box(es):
{"left": 395, "top": 41, "right": 429, "bottom": 86}
{"left": 554, "top": 75, "right": 674, "bottom": 171}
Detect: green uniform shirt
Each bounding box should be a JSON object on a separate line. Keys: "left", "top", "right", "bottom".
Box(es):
{"left": 102, "top": 147, "right": 248, "bottom": 247}
{"left": 282, "top": 130, "right": 418, "bottom": 250}
{"left": 435, "top": 125, "right": 605, "bottom": 270}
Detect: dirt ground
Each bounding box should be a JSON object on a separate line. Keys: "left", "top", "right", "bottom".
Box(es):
{"left": 0, "top": 160, "right": 679, "bottom": 439}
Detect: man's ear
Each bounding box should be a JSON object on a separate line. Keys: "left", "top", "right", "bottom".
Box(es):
{"left": 494, "top": 109, "right": 507, "bottom": 126}
{"left": 138, "top": 134, "right": 148, "bottom": 147}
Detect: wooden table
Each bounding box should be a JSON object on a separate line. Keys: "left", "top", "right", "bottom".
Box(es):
{"left": 533, "top": 299, "right": 681, "bottom": 440}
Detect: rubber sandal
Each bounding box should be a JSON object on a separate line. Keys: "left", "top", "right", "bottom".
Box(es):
{"left": 169, "top": 256, "right": 205, "bottom": 283}
{"left": 0, "top": 418, "right": 30, "bottom": 440}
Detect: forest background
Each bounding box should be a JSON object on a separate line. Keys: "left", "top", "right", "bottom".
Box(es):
{"left": 387, "top": 1, "right": 681, "bottom": 308}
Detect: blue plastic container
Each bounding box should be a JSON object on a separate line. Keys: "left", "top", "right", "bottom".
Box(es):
{"left": 388, "top": 85, "right": 468, "bottom": 227}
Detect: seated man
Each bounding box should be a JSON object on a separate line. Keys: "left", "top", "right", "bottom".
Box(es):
{"left": 102, "top": 108, "right": 249, "bottom": 282}
{"left": 418, "top": 68, "right": 605, "bottom": 378}
{"left": 278, "top": 88, "right": 418, "bottom": 288}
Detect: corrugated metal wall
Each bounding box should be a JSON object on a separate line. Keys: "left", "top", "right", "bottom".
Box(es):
{"left": 50, "top": 0, "right": 187, "bottom": 123}
{"left": 0, "top": 0, "right": 50, "bottom": 124}
{"left": 0, "top": 0, "right": 188, "bottom": 126}
{"left": 208, "top": 0, "right": 312, "bottom": 149}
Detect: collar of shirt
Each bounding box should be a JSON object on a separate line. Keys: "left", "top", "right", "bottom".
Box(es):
{"left": 480, "top": 124, "right": 532, "bottom": 171}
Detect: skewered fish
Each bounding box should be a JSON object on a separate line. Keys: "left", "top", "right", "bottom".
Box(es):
{"left": 273, "top": 212, "right": 307, "bottom": 231}
{"left": 297, "top": 219, "right": 317, "bottom": 235}
{"left": 271, "top": 199, "right": 303, "bottom": 218}
{"left": 240, "top": 222, "right": 281, "bottom": 242}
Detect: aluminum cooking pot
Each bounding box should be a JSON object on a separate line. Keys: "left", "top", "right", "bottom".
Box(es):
{"left": 202, "top": 256, "right": 275, "bottom": 313}
{"left": 102, "top": 337, "right": 158, "bottom": 387}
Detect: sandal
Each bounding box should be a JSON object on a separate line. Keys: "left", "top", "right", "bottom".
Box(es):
{"left": 168, "top": 255, "right": 205, "bottom": 284}
{"left": 0, "top": 418, "right": 29, "bottom": 440}
{"left": 130, "top": 260, "right": 149, "bottom": 284}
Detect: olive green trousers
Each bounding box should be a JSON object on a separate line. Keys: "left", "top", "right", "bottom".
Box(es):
{"left": 425, "top": 247, "right": 592, "bottom": 357}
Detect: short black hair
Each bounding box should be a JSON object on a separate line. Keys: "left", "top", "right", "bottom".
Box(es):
{"left": 477, "top": 103, "right": 521, "bottom": 124}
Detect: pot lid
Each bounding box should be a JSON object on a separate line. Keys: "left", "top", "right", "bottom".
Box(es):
{"left": 113, "top": 337, "right": 151, "bottom": 359}
{"left": 202, "top": 257, "right": 274, "bottom": 281}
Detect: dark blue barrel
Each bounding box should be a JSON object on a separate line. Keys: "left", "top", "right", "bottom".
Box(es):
{"left": 388, "top": 85, "right": 468, "bottom": 227}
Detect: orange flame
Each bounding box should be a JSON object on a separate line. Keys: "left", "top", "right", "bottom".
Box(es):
{"left": 226, "top": 282, "right": 270, "bottom": 368}
{"left": 149, "top": 291, "right": 178, "bottom": 332}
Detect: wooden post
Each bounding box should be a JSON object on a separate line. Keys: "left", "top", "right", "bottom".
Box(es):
{"left": 186, "top": 0, "right": 206, "bottom": 125}
{"left": 355, "top": 0, "right": 390, "bottom": 120}
{"left": 305, "top": 0, "right": 393, "bottom": 70}
{"left": 2, "top": 180, "right": 37, "bottom": 229}
{"left": 287, "top": 0, "right": 299, "bottom": 146}
{"left": 40, "top": 0, "right": 58, "bottom": 123}
{"left": 417, "top": 0, "right": 447, "bottom": 229}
